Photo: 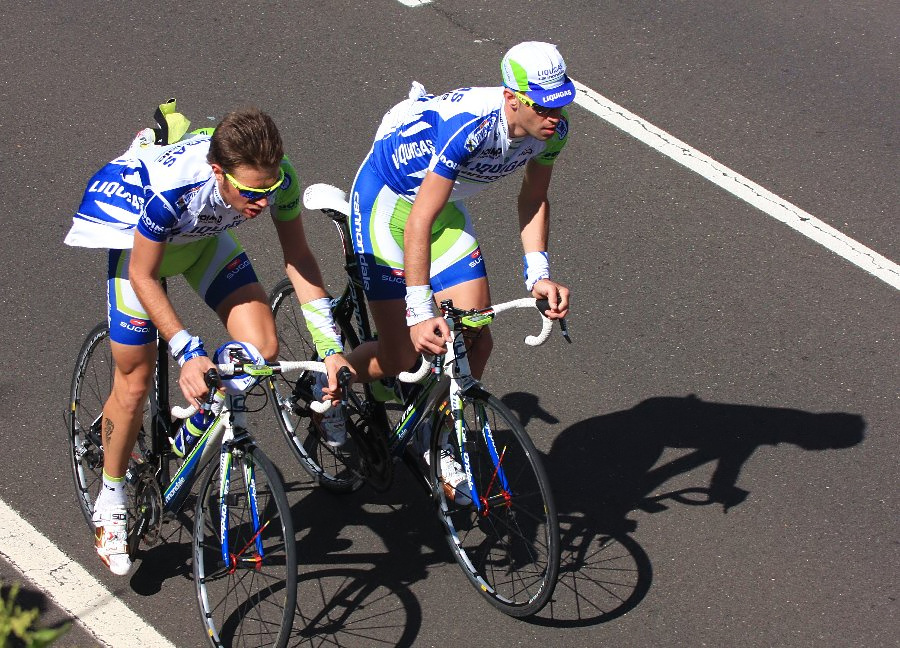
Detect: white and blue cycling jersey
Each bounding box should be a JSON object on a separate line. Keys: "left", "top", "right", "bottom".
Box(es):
{"left": 366, "top": 85, "right": 568, "bottom": 204}
{"left": 64, "top": 134, "right": 300, "bottom": 250}
{"left": 65, "top": 133, "right": 301, "bottom": 345}
{"left": 351, "top": 84, "right": 569, "bottom": 300}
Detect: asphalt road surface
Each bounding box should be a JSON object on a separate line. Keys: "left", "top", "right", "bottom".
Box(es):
{"left": 0, "top": 1, "right": 896, "bottom": 646}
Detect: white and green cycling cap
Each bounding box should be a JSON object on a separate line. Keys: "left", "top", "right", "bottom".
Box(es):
{"left": 500, "top": 41, "right": 577, "bottom": 108}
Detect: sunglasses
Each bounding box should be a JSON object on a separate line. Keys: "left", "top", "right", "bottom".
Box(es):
{"left": 515, "top": 92, "right": 555, "bottom": 117}
{"left": 225, "top": 167, "right": 285, "bottom": 200}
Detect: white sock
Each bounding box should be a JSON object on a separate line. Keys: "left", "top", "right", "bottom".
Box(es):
{"left": 95, "top": 471, "right": 127, "bottom": 513}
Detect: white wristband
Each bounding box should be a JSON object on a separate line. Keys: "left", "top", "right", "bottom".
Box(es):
{"left": 524, "top": 251, "right": 550, "bottom": 292}
{"left": 168, "top": 329, "right": 192, "bottom": 359}
{"left": 404, "top": 285, "right": 436, "bottom": 326}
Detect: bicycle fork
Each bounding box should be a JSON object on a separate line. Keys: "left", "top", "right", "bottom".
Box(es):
{"left": 218, "top": 422, "right": 266, "bottom": 571}
{"left": 445, "top": 331, "right": 511, "bottom": 515}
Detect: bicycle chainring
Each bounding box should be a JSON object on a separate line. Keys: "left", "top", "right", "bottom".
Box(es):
{"left": 130, "top": 464, "right": 163, "bottom": 554}
{"left": 346, "top": 415, "right": 393, "bottom": 492}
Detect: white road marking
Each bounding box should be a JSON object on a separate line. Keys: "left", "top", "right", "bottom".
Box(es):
{"left": 570, "top": 79, "right": 900, "bottom": 290}
{"left": 0, "top": 499, "right": 176, "bottom": 648}
{"left": 396, "top": 0, "right": 432, "bottom": 6}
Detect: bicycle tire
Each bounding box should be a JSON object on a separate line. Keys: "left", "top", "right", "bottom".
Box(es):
{"left": 193, "top": 442, "right": 297, "bottom": 648}
{"left": 268, "top": 278, "right": 393, "bottom": 492}
{"left": 430, "top": 389, "right": 560, "bottom": 617}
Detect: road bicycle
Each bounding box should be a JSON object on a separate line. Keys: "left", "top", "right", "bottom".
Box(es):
{"left": 267, "top": 183, "right": 566, "bottom": 617}
{"left": 67, "top": 314, "right": 331, "bottom": 647}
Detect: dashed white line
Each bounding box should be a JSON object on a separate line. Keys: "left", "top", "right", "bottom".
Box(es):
{"left": 571, "top": 79, "right": 900, "bottom": 290}
{"left": 0, "top": 499, "right": 176, "bottom": 648}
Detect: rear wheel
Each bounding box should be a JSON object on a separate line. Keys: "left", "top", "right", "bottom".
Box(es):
{"left": 69, "top": 324, "right": 112, "bottom": 527}
{"left": 68, "top": 324, "right": 155, "bottom": 561}
{"left": 430, "top": 390, "right": 560, "bottom": 617}
{"left": 193, "top": 443, "right": 297, "bottom": 648}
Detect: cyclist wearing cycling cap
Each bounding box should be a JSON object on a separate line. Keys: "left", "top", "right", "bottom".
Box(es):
{"left": 65, "top": 106, "right": 349, "bottom": 575}
{"left": 345, "top": 41, "right": 575, "bottom": 385}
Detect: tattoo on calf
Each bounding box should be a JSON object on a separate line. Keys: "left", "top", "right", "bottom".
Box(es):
{"left": 104, "top": 418, "right": 114, "bottom": 446}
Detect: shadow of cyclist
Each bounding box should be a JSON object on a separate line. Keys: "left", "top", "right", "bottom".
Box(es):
{"left": 128, "top": 508, "right": 195, "bottom": 596}
{"left": 502, "top": 392, "right": 865, "bottom": 627}
{"left": 546, "top": 394, "right": 865, "bottom": 524}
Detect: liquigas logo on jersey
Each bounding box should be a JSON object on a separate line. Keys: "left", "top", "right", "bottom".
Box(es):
{"left": 391, "top": 139, "right": 434, "bottom": 169}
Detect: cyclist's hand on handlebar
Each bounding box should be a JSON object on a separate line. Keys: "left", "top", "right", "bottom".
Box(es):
{"left": 532, "top": 279, "right": 570, "bottom": 319}
{"left": 410, "top": 316, "right": 450, "bottom": 356}
{"left": 322, "top": 353, "right": 353, "bottom": 403}
{"left": 178, "top": 355, "right": 217, "bottom": 406}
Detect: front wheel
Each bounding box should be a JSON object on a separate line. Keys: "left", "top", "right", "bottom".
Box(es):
{"left": 430, "top": 390, "right": 560, "bottom": 617}
{"left": 268, "top": 278, "right": 365, "bottom": 492}
{"left": 269, "top": 278, "right": 395, "bottom": 492}
{"left": 193, "top": 443, "right": 297, "bottom": 648}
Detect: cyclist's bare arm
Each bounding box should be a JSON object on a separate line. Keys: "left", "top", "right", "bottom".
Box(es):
{"left": 405, "top": 171, "right": 455, "bottom": 355}
{"left": 273, "top": 215, "right": 351, "bottom": 397}
{"left": 274, "top": 216, "right": 330, "bottom": 304}
{"left": 518, "top": 159, "right": 553, "bottom": 254}
{"left": 129, "top": 232, "right": 215, "bottom": 404}
{"left": 518, "top": 159, "right": 569, "bottom": 319}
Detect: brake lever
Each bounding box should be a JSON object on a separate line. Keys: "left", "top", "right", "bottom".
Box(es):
{"left": 201, "top": 368, "right": 221, "bottom": 413}
{"left": 336, "top": 366, "right": 368, "bottom": 414}
{"left": 559, "top": 317, "right": 572, "bottom": 343}
{"left": 535, "top": 298, "right": 571, "bottom": 343}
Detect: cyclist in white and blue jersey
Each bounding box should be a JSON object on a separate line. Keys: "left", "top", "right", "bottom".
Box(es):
{"left": 346, "top": 41, "right": 574, "bottom": 385}
{"left": 65, "top": 106, "right": 348, "bottom": 575}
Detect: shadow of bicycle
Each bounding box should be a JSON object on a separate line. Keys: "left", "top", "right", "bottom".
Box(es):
{"left": 281, "top": 470, "right": 442, "bottom": 647}
{"left": 502, "top": 392, "right": 865, "bottom": 628}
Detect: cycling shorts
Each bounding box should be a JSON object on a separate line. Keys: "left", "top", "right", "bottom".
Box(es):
{"left": 107, "top": 231, "right": 258, "bottom": 345}
{"left": 349, "top": 158, "right": 487, "bottom": 301}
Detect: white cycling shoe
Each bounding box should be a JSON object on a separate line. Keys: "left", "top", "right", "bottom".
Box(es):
{"left": 93, "top": 505, "right": 133, "bottom": 576}
{"left": 419, "top": 423, "right": 472, "bottom": 506}
{"left": 437, "top": 446, "right": 472, "bottom": 505}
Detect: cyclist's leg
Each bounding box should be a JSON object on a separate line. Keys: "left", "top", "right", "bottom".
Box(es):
{"left": 215, "top": 282, "right": 277, "bottom": 358}
{"left": 180, "top": 231, "right": 276, "bottom": 358}
{"left": 344, "top": 162, "right": 418, "bottom": 380}
{"left": 96, "top": 250, "right": 156, "bottom": 574}
{"left": 102, "top": 249, "right": 157, "bottom": 482}
{"left": 429, "top": 200, "right": 492, "bottom": 379}
{"left": 361, "top": 299, "right": 420, "bottom": 378}
{"left": 102, "top": 342, "right": 155, "bottom": 478}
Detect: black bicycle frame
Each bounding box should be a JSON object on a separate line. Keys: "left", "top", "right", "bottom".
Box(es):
{"left": 324, "top": 207, "right": 458, "bottom": 460}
